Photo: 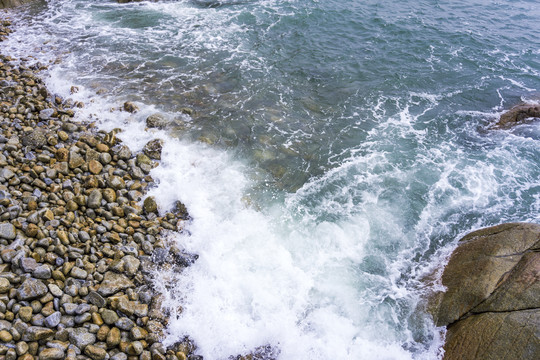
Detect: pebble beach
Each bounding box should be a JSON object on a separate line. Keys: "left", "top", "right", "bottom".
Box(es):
{"left": 0, "top": 17, "right": 201, "bottom": 360}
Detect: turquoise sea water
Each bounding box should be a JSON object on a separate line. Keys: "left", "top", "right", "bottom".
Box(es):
{"left": 3, "top": 0, "right": 540, "bottom": 359}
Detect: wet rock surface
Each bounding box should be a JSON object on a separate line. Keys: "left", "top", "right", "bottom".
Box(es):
{"left": 431, "top": 223, "right": 540, "bottom": 359}
{"left": 494, "top": 102, "right": 540, "bottom": 129}
{"left": 0, "top": 18, "right": 200, "bottom": 360}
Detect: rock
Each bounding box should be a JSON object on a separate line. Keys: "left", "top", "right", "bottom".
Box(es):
{"left": 146, "top": 113, "right": 169, "bottom": 129}
{"left": 101, "top": 309, "right": 119, "bottom": 325}
{"left": 87, "top": 189, "right": 102, "bottom": 209}
{"left": 17, "top": 278, "right": 48, "bottom": 300}
{"left": 84, "top": 345, "right": 107, "bottom": 360}
{"left": 38, "top": 347, "right": 65, "bottom": 360}
{"left": 0, "top": 278, "right": 11, "bottom": 293}
{"left": 431, "top": 223, "right": 540, "bottom": 359}
{"left": 86, "top": 291, "right": 106, "bottom": 308}
{"left": 68, "top": 328, "right": 96, "bottom": 350}
{"left": 0, "top": 223, "right": 16, "bottom": 240}
{"left": 143, "top": 139, "right": 163, "bottom": 160}
{"left": 143, "top": 196, "right": 158, "bottom": 214}
{"left": 106, "top": 326, "right": 121, "bottom": 347}
{"left": 22, "top": 326, "right": 54, "bottom": 341}
{"left": 43, "top": 311, "right": 61, "bottom": 328}
{"left": 88, "top": 159, "right": 103, "bottom": 175}
{"left": 495, "top": 103, "right": 540, "bottom": 128}
{"left": 0, "top": 0, "right": 37, "bottom": 10}
{"left": 98, "top": 271, "right": 134, "bottom": 296}
{"left": 122, "top": 255, "right": 140, "bottom": 276}
{"left": 21, "top": 128, "right": 47, "bottom": 148}
{"left": 18, "top": 306, "right": 33, "bottom": 322}
{"left": 444, "top": 310, "right": 540, "bottom": 360}
{"left": 434, "top": 223, "right": 540, "bottom": 326}
{"left": 33, "top": 264, "right": 52, "bottom": 279}
{"left": 123, "top": 101, "right": 139, "bottom": 113}
{"left": 0, "top": 329, "right": 12, "bottom": 342}
{"left": 68, "top": 149, "right": 85, "bottom": 169}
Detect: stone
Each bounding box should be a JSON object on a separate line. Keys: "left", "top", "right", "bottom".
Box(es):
{"left": 122, "top": 255, "right": 140, "bottom": 276}
{"left": 86, "top": 291, "right": 106, "bottom": 308}
{"left": 0, "top": 223, "right": 16, "bottom": 240}
{"left": 101, "top": 309, "right": 119, "bottom": 325}
{"left": 88, "top": 159, "right": 103, "bottom": 175}
{"left": 126, "top": 341, "right": 144, "bottom": 356}
{"left": 68, "top": 149, "right": 85, "bottom": 169}
{"left": 495, "top": 103, "right": 540, "bottom": 128}
{"left": 146, "top": 113, "right": 168, "bottom": 129}
{"left": 70, "top": 266, "right": 88, "bottom": 279}
{"left": 33, "top": 264, "right": 52, "bottom": 279}
{"left": 87, "top": 189, "right": 102, "bottom": 209}
{"left": 38, "top": 348, "right": 64, "bottom": 360}
{"left": 19, "top": 257, "right": 38, "bottom": 273}
{"left": 17, "top": 278, "right": 48, "bottom": 300}
{"left": 43, "top": 311, "right": 61, "bottom": 328}
{"left": 143, "top": 139, "right": 163, "bottom": 160}
{"left": 143, "top": 196, "right": 158, "bottom": 214}
{"left": 432, "top": 223, "right": 540, "bottom": 360}
{"left": 18, "top": 306, "right": 33, "bottom": 322}
{"left": 0, "top": 329, "right": 12, "bottom": 342}
{"left": 123, "top": 101, "right": 139, "bottom": 113}
{"left": 68, "top": 327, "right": 96, "bottom": 350}
{"left": 84, "top": 345, "right": 107, "bottom": 360}
{"left": 98, "top": 271, "right": 134, "bottom": 296}
{"left": 21, "top": 128, "right": 47, "bottom": 148}
{"left": 115, "top": 317, "right": 135, "bottom": 331}
{"left": 434, "top": 223, "right": 540, "bottom": 326}
{"left": 22, "top": 326, "right": 54, "bottom": 341}
{"left": 0, "top": 278, "right": 11, "bottom": 293}
{"left": 444, "top": 310, "right": 540, "bottom": 360}
{"left": 106, "top": 326, "right": 121, "bottom": 347}
{"left": 108, "top": 176, "right": 125, "bottom": 190}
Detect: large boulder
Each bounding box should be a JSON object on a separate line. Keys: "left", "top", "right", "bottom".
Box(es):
{"left": 495, "top": 103, "right": 540, "bottom": 128}
{"left": 431, "top": 223, "right": 540, "bottom": 359}
{"left": 0, "top": 0, "right": 36, "bottom": 9}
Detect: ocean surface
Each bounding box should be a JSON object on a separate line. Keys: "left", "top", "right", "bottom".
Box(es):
{"left": 3, "top": 0, "right": 540, "bottom": 358}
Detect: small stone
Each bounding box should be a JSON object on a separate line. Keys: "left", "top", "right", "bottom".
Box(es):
{"left": 18, "top": 306, "right": 33, "bottom": 322}
{"left": 0, "top": 329, "right": 13, "bottom": 342}
{"left": 98, "top": 271, "right": 134, "bottom": 296}
{"left": 38, "top": 347, "right": 64, "bottom": 360}
{"left": 15, "top": 341, "right": 29, "bottom": 356}
{"left": 17, "top": 278, "right": 48, "bottom": 300}
{"left": 122, "top": 255, "right": 140, "bottom": 276}
{"left": 87, "top": 189, "right": 102, "bottom": 209}
{"left": 68, "top": 327, "right": 96, "bottom": 350}
{"left": 106, "top": 326, "right": 121, "bottom": 347}
{"left": 0, "top": 223, "right": 16, "bottom": 240}
{"left": 86, "top": 291, "right": 106, "bottom": 308}
{"left": 19, "top": 257, "right": 38, "bottom": 273}
{"left": 22, "top": 128, "right": 48, "bottom": 148}
{"left": 88, "top": 160, "right": 103, "bottom": 175}
{"left": 101, "top": 309, "right": 119, "bottom": 325}
{"left": 70, "top": 266, "right": 88, "bottom": 279}
{"left": 143, "top": 139, "right": 163, "bottom": 160}
{"left": 146, "top": 113, "right": 168, "bottom": 129}
{"left": 48, "top": 284, "right": 63, "bottom": 297}
{"left": 143, "top": 196, "right": 158, "bottom": 214}
{"left": 33, "top": 264, "right": 52, "bottom": 279}
{"left": 123, "top": 101, "right": 139, "bottom": 113}
{"left": 127, "top": 341, "right": 144, "bottom": 355}
{"left": 115, "top": 317, "right": 135, "bottom": 331}
{"left": 22, "top": 326, "right": 54, "bottom": 341}
{"left": 69, "top": 149, "right": 85, "bottom": 169}
{"left": 0, "top": 278, "right": 11, "bottom": 293}
{"left": 84, "top": 345, "right": 107, "bottom": 360}
{"left": 44, "top": 311, "right": 61, "bottom": 328}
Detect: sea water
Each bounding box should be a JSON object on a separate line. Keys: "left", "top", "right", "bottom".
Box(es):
{"left": 2, "top": 0, "right": 540, "bottom": 359}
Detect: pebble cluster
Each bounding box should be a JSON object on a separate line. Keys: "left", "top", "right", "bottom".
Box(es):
{"left": 0, "top": 18, "right": 202, "bottom": 360}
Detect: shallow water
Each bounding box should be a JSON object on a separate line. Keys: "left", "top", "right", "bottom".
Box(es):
{"left": 3, "top": 0, "right": 540, "bottom": 358}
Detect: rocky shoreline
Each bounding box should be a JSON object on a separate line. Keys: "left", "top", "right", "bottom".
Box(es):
{"left": 0, "top": 18, "right": 201, "bottom": 360}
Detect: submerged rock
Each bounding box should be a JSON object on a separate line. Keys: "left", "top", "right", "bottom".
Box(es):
{"left": 431, "top": 223, "right": 540, "bottom": 359}
{"left": 495, "top": 103, "right": 540, "bottom": 128}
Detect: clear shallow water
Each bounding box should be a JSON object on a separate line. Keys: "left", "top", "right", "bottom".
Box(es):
{"left": 3, "top": 0, "right": 540, "bottom": 358}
